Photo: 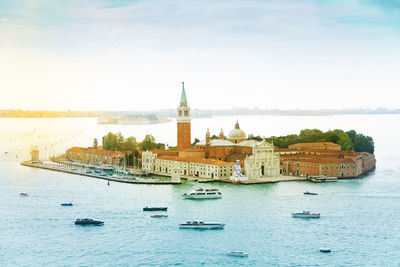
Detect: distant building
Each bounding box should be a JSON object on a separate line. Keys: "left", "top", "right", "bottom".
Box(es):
{"left": 30, "top": 146, "right": 40, "bottom": 163}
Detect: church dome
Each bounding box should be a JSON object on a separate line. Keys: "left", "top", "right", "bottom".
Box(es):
{"left": 228, "top": 121, "right": 246, "bottom": 140}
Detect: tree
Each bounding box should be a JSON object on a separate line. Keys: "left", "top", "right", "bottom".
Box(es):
{"left": 102, "top": 132, "right": 118, "bottom": 150}
{"left": 140, "top": 134, "right": 157, "bottom": 151}
{"left": 93, "top": 138, "right": 98, "bottom": 149}
{"left": 210, "top": 134, "right": 219, "bottom": 140}
{"left": 248, "top": 134, "right": 263, "bottom": 141}
{"left": 192, "top": 138, "right": 200, "bottom": 146}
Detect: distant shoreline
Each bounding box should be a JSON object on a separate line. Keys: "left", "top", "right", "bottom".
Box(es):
{"left": 1, "top": 108, "right": 400, "bottom": 118}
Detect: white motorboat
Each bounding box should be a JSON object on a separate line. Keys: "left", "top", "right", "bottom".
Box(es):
{"left": 183, "top": 188, "right": 222, "bottom": 199}
{"left": 179, "top": 220, "right": 225, "bottom": 229}
{"left": 291, "top": 211, "right": 320, "bottom": 218}
{"left": 226, "top": 251, "right": 248, "bottom": 257}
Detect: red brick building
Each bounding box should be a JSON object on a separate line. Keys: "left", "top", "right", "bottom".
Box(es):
{"left": 278, "top": 142, "right": 375, "bottom": 178}
{"left": 66, "top": 147, "right": 126, "bottom": 165}
{"left": 177, "top": 82, "right": 191, "bottom": 151}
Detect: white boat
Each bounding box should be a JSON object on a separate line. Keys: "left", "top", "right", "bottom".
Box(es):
{"left": 291, "top": 211, "right": 320, "bottom": 218}
{"left": 179, "top": 220, "right": 225, "bottom": 229}
{"left": 310, "top": 175, "right": 337, "bottom": 183}
{"left": 226, "top": 251, "right": 248, "bottom": 257}
{"left": 183, "top": 188, "right": 222, "bottom": 199}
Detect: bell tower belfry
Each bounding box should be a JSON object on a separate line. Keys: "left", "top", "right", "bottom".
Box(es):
{"left": 177, "top": 82, "right": 191, "bottom": 151}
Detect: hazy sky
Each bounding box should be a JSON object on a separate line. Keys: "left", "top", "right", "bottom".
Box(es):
{"left": 1, "top": 0, "right": 399, "bottom": 111}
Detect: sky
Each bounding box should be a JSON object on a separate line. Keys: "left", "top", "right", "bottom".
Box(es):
{"left": 0, "top": 0, "right": 400, "bottom": 111}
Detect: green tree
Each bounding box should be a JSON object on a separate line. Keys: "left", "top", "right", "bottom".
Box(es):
{"left": 102, "top": 132, "right": 118, "bottom": 150}
{"left": 248, "top": 134, "right": 263, "bottom": 141}
{"left": 93, "top": 138, "right": 98, "bottom": 149}
{"left": 140, "top": 134, "right": 157, "bottom": 151}
{"left": 192, "top": 138, "right": 200, "bottom": 145}
{"left": 210, "top": 134, "right": 219, "bottom": 140}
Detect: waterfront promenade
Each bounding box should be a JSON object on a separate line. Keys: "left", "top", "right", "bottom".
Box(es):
{"left": 22, "top": 160, "right": 309, "bottom": 185}
{"left": 21, "top": 161, "right": 182, "bottom": 185}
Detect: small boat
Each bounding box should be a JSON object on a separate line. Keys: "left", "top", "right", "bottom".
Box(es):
{"left": 143, "top": 207, "right": 167, "bottom": 211}
{"left": 304, "top": 191, "right": 318, "bottom": 195}
{"left": 226, "top": 251, "right": 248, "bottom": 257}
{"left": 61, "top": 203, "right": 73, "bottom": 206}
{"left": 183, "top": 188, "right": 222, "bottom": 199}
{"left": 291, "top": 211, "right": 320, "bottom": 218}
{"left": 151, "top": 215, "right": 168, "bottom": 218}
{"left": 107, "top": 180, "right": 110, "bottom": 186}
{"left": 85, "top": 170, "right": 93, "bottom": 174}
{"left": 310, "top": 175, "right": 337, "bottom": 183}
{"left": 20, "top": 193, "right": 28, "bottom": 197}
{"left": 75, "top": 218, "right": 104, "bottom": 225}
{"left": 179, "top": 220, "right": 225, "bottom": 229}
{"left": 320, "top": 248, "right": 331, "bottom": 253}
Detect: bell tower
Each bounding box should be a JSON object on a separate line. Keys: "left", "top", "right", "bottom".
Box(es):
{"left": 177, "top": 82, "right": 191, "bottom": 151}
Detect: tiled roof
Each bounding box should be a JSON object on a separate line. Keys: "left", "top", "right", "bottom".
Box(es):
{"left": 157, "top": 155, "right": 234, "bottom": 165}
{"left": 67, "top": 147, "right": 125, "bottom": 157}
{"left": 282, "top": 157, "right": 355, "bottom": 164}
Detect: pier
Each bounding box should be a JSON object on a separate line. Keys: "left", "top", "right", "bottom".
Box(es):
{"left": 21, "top": 161, "right": 181, "bottom": 185}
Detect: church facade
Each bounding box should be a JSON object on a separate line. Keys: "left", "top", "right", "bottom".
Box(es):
{"left": 141, "top": 83, "right": 281, "bottom": 180}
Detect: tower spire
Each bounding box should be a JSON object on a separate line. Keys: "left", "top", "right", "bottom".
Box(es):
{"left": 180, "top": 81, "right": 187, "bottom": 106}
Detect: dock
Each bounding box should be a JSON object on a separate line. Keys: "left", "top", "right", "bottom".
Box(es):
{"left": 21, "top": 161, "right": 181, "bottom": 185}
{"left": 196, "top": 175, "right": 309, "bottom": 184}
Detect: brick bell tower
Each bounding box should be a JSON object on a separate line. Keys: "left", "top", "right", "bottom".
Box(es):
{"left": 177, "top": 82, "right": 191, "bottom": 150}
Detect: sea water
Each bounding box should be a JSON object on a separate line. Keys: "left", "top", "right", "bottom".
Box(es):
{"left": 0, "top": 115, "right": 399, "bottom": 266}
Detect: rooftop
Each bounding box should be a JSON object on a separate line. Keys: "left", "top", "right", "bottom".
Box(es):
{"left": 157, "top": 155, "right": 234, "bottom": 165}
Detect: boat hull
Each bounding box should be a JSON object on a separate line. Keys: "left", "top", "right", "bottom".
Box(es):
{"left": 183, "top": 195, "right": 222, "bottom": 199}
{"left": 291, "top": 214, "right": 320, "bottom": 218}
{"left": 179, "top": 224, "right": 225, "bottom": 229}
{"left": 143, "top": 207, "right": 168, "bottom": 211}
{"left": 226, "top": 252, "right": 248, "bottom": 257}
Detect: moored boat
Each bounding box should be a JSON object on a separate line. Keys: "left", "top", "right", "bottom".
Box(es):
{"left": 291, "top": 211, "right": 320, "bottom": 218}
{"left": 310, "top": 175, "right": 337, "bottom": 183}
{"left": 304, "top": 191, "right": 318, "bottom": 195}
{"left": 183, "top": 188, "right": 222, "bottom": 199}
{"left": 75, "top": 218, "right": 104, "bottom": 225}
{"left": 143, "top": 207, "right": 168, "bottom": 211}
{"left": 226, "top": 251, "right": 248, "bottom": 257}
{"left": 179, "top": 220, "right": 225, "bottom": 229}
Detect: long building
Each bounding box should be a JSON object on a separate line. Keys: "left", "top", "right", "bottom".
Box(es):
{"left": 66, "top": 147, "right": 126, "bottom": 165}
{"left": 277, "top": 142, "right": 376, "bottom": 178}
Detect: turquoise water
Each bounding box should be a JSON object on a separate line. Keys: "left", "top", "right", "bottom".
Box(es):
{"left": 1, "top": 116, "right": 400, "bottom": 266}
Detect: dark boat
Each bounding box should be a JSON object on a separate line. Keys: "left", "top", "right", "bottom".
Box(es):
{"left": 143, "top": 207, "right": 167, "bottom": 211}
{"left": 75, "top": 218, "right": 104, "bottom": 225}
{"left": 20, "top": 193, "right": 28, "bottom": 197}
{"left": 320, "top": 248, "right": 331, "bottom": 253}
{"left": 304, "top": 191, "right": 318, "bottom": 195}
{"left": 61, "top": 203, "right": 73, "bottom": 206}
